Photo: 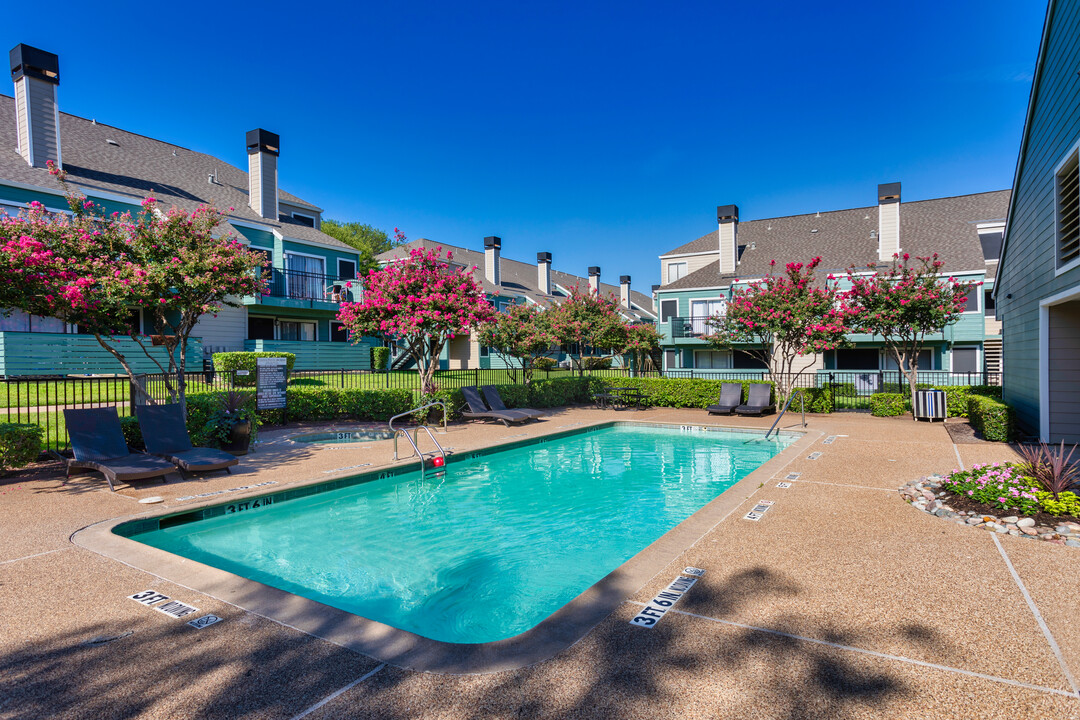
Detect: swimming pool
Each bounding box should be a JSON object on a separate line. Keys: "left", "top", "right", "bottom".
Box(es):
{"left": 119, "top": 423, "right": 798, "bottom": 645}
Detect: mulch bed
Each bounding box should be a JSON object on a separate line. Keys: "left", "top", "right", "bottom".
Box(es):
{"left": 938, "top": 486, "right": 1080, "bottom": 527}
{"left": 943, "top": 418, "right": 992, "bottom": 444}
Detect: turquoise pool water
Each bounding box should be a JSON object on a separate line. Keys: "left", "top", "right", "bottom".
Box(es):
{"left": 127, "top": 424, "right": 796, "bottom": 644}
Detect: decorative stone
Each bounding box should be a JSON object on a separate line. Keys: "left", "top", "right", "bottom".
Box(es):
{"left": 1017, "top": 518, "right": 1036, "bottom": 528}
{"left": 967, "top": 517, "right": 983, "bottom": 525}
{"left": 1002, "top": 516, "right": 1019, "bottom": 523}
{"left": 1021, "top": 527, "right": 1039, "bottom": 536}
{"left": 1008, "top": 530, "right": 1020, "bottom": 536}
{"left": 1066, "top": 540, "right": 1080, "bottom": 548}
{"left": 1056, "top": 525, "right": 1073, "bottom": 535}
{"left": 982, "top": 516, "right": 997, "bottom": 523}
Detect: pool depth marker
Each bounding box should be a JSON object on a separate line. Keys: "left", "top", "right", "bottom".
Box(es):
{"left": 743, "top": 500, "right": 775, "bottom": 521}
{"left": 630, "top": 567, "right": 706, "bottom": 628}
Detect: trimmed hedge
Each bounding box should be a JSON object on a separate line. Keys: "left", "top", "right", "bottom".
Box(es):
{"left": 0, "top": 423, "right": 43, "bottom": 473}
{"left": 212, "top": 352, "right": 296, "bottom": 387}
{"left": 581, "top": 356, "right": 613, "bottom": 370}
{"left": 371, "top": 347, "right": 390, "bottom": 371}
{"left": 929, "top": 385, "right": 1003, "bottom": 418}
{"left": 968, "top": 395, "right": 1014, "bottom": 442}
{"left": 533, "top": 357, "right": 557, "bottom": 371}
{"left": 592, "top": 377, "right": 774, "bottom": 409}
{"left": 119, "top": 415, "right": 144, "bottom": 451}
{"left": 870, "top": 393, "right": 908, "bottom": 417}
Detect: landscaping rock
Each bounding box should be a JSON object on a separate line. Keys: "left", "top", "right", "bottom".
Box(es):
{"left": 1002, "top": 516, "right": 1019, "bottom": 523}
{"left": 1066, "top": 540, "right": 1080, "bottom": 548}
{"left": 1056, "top": 525, "right": 1072, "bottom": 535}
{"left": 1021, "top": 527, "right": 1039, "bottom": 536}
{"left": 1017, "top": 518, "right": 1036, "bottom": 528}
{"left": 966, "top": 517, "right": 983, "bottom": 525}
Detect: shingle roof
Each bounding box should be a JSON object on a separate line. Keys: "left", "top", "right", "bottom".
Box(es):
{"left": 661, "top": 190, "right": 1010, "bottom": 290}
{"left": 377, "top": 240, "right": 657, "bottom": 321}
{"left": 0, "top": 94, "right": 354, "bottom": 252}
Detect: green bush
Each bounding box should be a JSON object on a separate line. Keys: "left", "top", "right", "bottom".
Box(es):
{"left": 371, "top": 347, "right": 390, "bottom": 371}
{"left": 581, "top": 356, "right": 613, "bottom": 370}
{"left": 798, "top": 387, "right": 834, "bottom": 414}
{"left": 288, "top": 378, "right": 326, "bottom": 387}
{"left": 212, "top": 352, "right": 296, "bottom": 387}
{"left": 0, "top": 423, "right": 43, "bottom": 473}
{"left": 1037, "top": 490, "right": 1080, "bottom": 517}
{"left": 870, "top": 393, "right": 908, "bottom": 417}
{"left": 968, "top": 395, "right": 1014, "bottom": 442}
{"left": 533, "top": 357, "right": 557, "bottom": 371}
{"left": 592, "top": 377, "right": 774, "bottom": 409}
{"left": 119, "top": 415, "right": 144, "bottom": 451}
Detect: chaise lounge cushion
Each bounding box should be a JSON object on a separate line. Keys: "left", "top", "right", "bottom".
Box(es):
{"left": 481, "top": 386, "right": 546, "bottom": 419}
{"left": 706, "top": 383, "right": 743, "bottom": 415}
{"left": 135, "top": 404, "right": 238, "bottom": 474}
{"left": 734, "top": 383, "right": 776, "bottom": 416}
{"left": 460, "top": 386, "right": 531, "bottom": 425}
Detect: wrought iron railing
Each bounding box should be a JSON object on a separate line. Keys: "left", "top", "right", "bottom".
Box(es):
{"left": 262, "top": 268, "right": 356, "bottom": 302}
{"left": 669, "top": 316, "right": 724, "bottom": 338}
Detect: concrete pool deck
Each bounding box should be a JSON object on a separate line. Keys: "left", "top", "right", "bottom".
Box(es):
{"left": 2, "top": 406, "right": 1079, "bottom": 719}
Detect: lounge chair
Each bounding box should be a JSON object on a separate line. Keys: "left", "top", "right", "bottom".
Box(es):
{"left": 706, "top": 382, "right": 744, "bottom": 415}
{"left": 481, "top": 385, "right": 546, "bottom": 420}
{"left": 734, "top": 384, "right": 776, "bottom": 416}
{"left": 460, "top": 386, "right": 532, "bottom": 426}
{"left": 59, "top": 407, "right": 176, "bottom": 491}
{"left": 135, "top": 403, "right": 239, "bottom": 477}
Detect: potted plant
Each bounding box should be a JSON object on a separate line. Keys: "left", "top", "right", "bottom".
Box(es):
{"left": 202, "top": 391, "right": 260, "bottom": 455}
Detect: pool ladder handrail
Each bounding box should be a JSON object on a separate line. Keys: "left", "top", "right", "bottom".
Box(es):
{"left": 389, "top": 401, "right": 449, "bottom": 470}
{"left": 764, "top": 390, "right": 807, "bottom": 440}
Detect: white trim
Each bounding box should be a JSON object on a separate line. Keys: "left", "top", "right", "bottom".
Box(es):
{"left": 665, "top": 260, "right": 689, "bottom": 284}
{"left": 658, "top": 284, "right": 733, "bottom": 293}
{"left": 947, "top": 344, "right": 980, "bottom": 374}
{"left": 658, "top": 250, "right": 717, "bottom": 260}
{"left": 1053, "top": 137, "right": 1080, "bottom": 274}
{"left": 659, "top": 298, "right": 679, "bottom": 322}
{"left": 284, "top": 248, "right": 327, "bottom": 263}
{"left": 1038, "top": 281, "right": 1080, "bottom": 441}
{"left": 0, "top": 176, "right": 145, "bottom": 208}
{"left": 291, "top": 210, "right": 316, "bottom": 227}
{"left": 336, "top": 257, "right": 357, "bottom": 282}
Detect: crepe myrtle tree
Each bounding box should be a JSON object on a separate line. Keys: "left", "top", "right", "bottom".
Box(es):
{"left": 845, "top": 253, "right": 976, "bottom": 401}
{"left": 706, "top": 257, "right": 858, "bottom": 401}
{"left": 624, "top": 322, "right": 662, "bottom": 376}
{"left": 0, "top": 163, "right": 268, "bottom": 412}
{"left": 476, "top": 301, "right": 556, "bottom": 384}
{"left": 337, "top": 245, "right": 495, "bottom": 394}
{"left": 547, "top": 285, "right": 629, "bottom": 376}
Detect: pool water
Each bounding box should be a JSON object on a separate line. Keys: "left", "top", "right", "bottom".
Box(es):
{"left": 128, "top": 424, "right": 796, "bottom": 644}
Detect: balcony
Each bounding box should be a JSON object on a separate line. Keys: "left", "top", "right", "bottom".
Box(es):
{"left": 246, "top": 268, "right": 358, "bottom": 310}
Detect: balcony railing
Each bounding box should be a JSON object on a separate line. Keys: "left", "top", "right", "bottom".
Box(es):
{"left": 262, "top": 268, "right": 357, "bottom": 303}
{"left": 669, "top": 316, "right": 722, "bottom": 338}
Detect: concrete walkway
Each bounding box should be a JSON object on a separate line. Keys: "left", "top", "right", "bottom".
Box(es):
{"left": 1, "top": 407, "right": 1078, "bottom": 719}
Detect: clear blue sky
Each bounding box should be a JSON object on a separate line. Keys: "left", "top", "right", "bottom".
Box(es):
{"left": 7, "top": 0, "right": 1045, "bottom": 289}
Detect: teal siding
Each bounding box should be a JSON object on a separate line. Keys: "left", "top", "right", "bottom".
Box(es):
{"left": 997, "top": 0, "right": 1080, "bottom": 438}
{"left": 0, "top": 183, "right": 139, "bottom": 217}
{"left": 234, "top": 226, "right": 276, "bottom": 250}
{"left": 0, "top": 332, "right": 202, "bottom": 376}
{"left": 243, "top": 339, "right": 373, "bottom": 370}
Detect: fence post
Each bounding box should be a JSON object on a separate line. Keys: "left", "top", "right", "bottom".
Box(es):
{"left": 130, "top": 374, "right": 150, "bottom": 413}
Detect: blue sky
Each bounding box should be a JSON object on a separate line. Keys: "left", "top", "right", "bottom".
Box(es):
{"left": 7, "top": 0, "right": 1045, "bottom": 289}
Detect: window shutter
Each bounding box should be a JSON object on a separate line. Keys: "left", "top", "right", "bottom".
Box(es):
{"left": 1059, "top": 151, "right": 1080, "bottom": 265}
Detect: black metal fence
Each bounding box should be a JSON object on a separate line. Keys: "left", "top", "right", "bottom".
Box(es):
{"left": 4, "top": 366, "right": 1003, "bottom": 452}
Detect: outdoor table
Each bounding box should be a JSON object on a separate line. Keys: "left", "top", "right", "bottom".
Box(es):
{"left": 609, "top": 387, "right": 648, "bottom": 411}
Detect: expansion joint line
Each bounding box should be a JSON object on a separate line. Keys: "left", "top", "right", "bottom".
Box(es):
{"left": 991, "top": 534, "right": 1080, "bottom": 699}
{"left": 288, "top": 663, "right": 387, "bottom": 720}
{"left": 626, "top": 600, "right": 1077, "bottom": 699}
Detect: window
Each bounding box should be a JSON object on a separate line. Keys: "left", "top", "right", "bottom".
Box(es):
{"left": 732, "top": 350, "right": 768, "bottom": 369}
{"left": 984, "top": 290, "right": 995, "bottom": 316}
{"left": 1057, "top": 147, "right": 1079, "bottom": 266}
{"left": 291, "top": 212, "right": 316, "bottom": 228}
{"left": 480, "top": 345, "right": 489, "bottom": 357}
{"left": 248, "top": 317, "right": 275, "bottom": 340}
{"left": 961, "top": 287, "right": 979, "bottom": 313}
{"left": 690, "top": 299, "right": 726, "bottom": 335}
{"left": 694, "top": 351, "right": 729, "bottom": 369}
{"left": 337, "top": 258, "right": 357, "bottom": 283}
{"left": 978, "top": 228, "right": 1004, "bottom": 261}
{"left": 664, "top": 349, "right": 679, "bottom": 370}
{"left": 279, "top": 321, "right": 317, "bottom": 341}
{"left": 285, "top": 252, "right": 326, "bottom": 300}
{"left": 885, "top": 349, "right": 933, "bottom": 371}
{"left": 835, "top": 348, "right": 880, "bottom": 370}
{"left": 659, "top": 299, "right": 678, "bottom": 322}
{"left": 667, "top": 262, "right": 688, "bottom": 284}
{"left": 330, "top": 322, "right": 349, "bottom": 343}
{"left": 952, "top": 346, "right": 978, "bottom": 373}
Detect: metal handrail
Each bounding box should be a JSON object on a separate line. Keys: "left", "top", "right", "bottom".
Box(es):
{"left": 389, "top": 401, "right": 449, "bottom": 464}
{"left": 764, "top": 390, "right": 807, "bottom": 440}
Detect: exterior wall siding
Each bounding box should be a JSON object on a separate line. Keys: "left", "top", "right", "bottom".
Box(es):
{"left": 998, "top": 0, "right": 1080, "bottom": 436}
{"left": 193, "top": 302, "right": 247, "bottom": 355}
{"left": 1047, "top": 301, "right": 1080, "bottom": 441}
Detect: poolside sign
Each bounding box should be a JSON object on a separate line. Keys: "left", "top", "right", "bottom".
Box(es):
{"left": 630, "top": 569, "right": 705, "bottom": 628}
{"left": 128, "top": 590, "right": 199, "bottom": 619}
{"left": 256, "top": 357, "right": 288, "bottom": 412}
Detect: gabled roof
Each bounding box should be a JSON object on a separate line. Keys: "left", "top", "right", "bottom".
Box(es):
{"left": 377, "top": 239, "right": 657, "bottom": 321}
{"left": 660, "top": 190, "right": 1010, "bottom": 291}
{"left": 0, "top": 94, "right": 354, "bottom": 252}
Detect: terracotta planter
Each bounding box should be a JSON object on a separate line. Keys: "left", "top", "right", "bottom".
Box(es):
{"left": 221, "top": 420, "right": 252, "bottom": 455}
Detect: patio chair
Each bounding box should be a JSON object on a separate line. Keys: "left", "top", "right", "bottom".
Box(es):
{"left": 734, "top": 384, "right": 776, "bottom": 416}
{"left": 59, "top": 407, "right": 176, "bottom": 492}
{"left": 460, "top": 386, "right": 532, "bottom": 426}
{"left": 706, "top": 383, "right": 744, "bottom": 415}
{"left": 481, "top": 385, "right": 546, "bottom": 420}
{"left": 135, "top": 403, "right": 239, "bottom": 477}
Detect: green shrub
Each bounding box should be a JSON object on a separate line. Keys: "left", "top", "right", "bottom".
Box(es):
{"left": 581, "top": 356, "right": 612, "bottom": 370}
{"left": 288, "top": 378, "right": 326, "bottom": 387}
{"left": 212, "top": 352, "right": 296, "bottom": 387}
{"left": 968, "top": 395, "right": 1014, "bottom": 442}
{"left": 0, "top": 423, "right": 43, "bottom": 472}
{"left": 1037, "top": 490, "right": 1080, "bottom": 517}
{"left": 798, "top": 387, "right": 834, "bottom": 414}
{"left": 592, "top": 377, "right": 774, "bottom": 409}
{"left": 870, "top": 393, "right": 908, "bottom": 417}
{"left": 119, "top": 415, "right": 144, "bottom": 451}
{"left": 942, "top": 462, "right": 1039, "bottom": 515}
{"left": 533, "top": 357, "right": 557, "bottom": 371}
{"left": 371, "top": 347, "right": 390, "bottom": 371}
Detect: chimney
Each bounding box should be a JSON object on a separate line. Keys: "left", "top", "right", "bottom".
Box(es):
{"left": 537, "top": 251, "right": 552, "bottom": 294}
{"left": 588, "top": 266, "right": 601, "bottom": 294}
{"left": 10, "top": 44, "right": 61, "bottom": 169}
{"left": 620, "top": 275, "right": 631, "bottom": 308}
{"left": 651, "top": 284, "right": 660, "bottom": 313}
{"left": 717, "top": 205, "right": 739, "bottom": 274}
{"left": 246, "top": 129, "right": 279, "bottom": 219}
{"left": 877, "top": 182, "right": 901, "bottom": 261}
{"left": 484, "top": 236, "right": 501, "bottom": 286}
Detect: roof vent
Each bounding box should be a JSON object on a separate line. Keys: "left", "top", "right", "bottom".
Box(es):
{"left": 105, "top": 139, "right": 119, "bottom": 146}
{"left": 811, "top": 229, "right": 818, "bottom": 234}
